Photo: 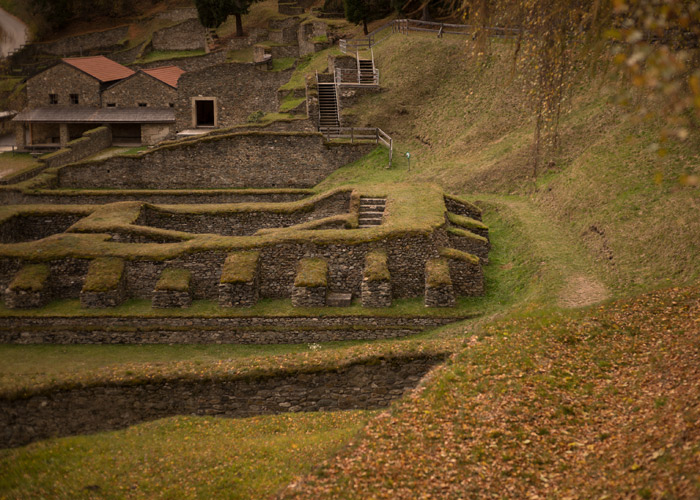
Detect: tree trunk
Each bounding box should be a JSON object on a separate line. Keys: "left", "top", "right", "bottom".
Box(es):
{"left": 362, "top": 18, "right": 368, "bottom": 35}
{"left": 235, "top": 13, "right": 243, "bottom": 37}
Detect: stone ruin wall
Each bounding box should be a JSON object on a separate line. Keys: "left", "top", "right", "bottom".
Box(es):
{"left": 0, "top": 356, "right": 443, "bottom": 449}
{"left": 34, "top": 26, "right": 130, "bottom": 57}
{"left": 135, "top": 190, "right": 349, "bottom": 236}
{"left": 0, "top": 226, "right": 483, "bottom": 306}
{"left": 134, "top": 51, "right": 226, "bottom": 73}
{"left": 151, "top": 18, "right": 207, "bottom": 52}
{"left": 56, "top": 134, "right": 377, "bottom": 189}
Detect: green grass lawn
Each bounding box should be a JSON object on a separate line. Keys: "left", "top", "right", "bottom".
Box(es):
{"left": 0, "top": 411, "right": 375, "bottom": 499}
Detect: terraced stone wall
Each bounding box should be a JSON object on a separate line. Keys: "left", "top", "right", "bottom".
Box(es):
{"left": 0, "top": 214, "right": 84, "bottom": 244}
{"left": 0, "top": 316, "right": 461, "bottom": 344}
{"left": 152, "top": 19, "right": 206, "bottom": 51}
{"left": 135, "top": 191, "right": 350, "bottom": 236}
{"left": 56, "top": 134, "right": 377, "bottom": 188}
{"left": 0, "top": 356, "right": 443, "bottom": 448}
{"left": 34, "top": 26, "right": 129, "bottom": 56}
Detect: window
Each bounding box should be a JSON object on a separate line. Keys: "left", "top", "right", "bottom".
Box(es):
{"left": 169, "top": 103, "right": 174, "bottom": 108}
{"left": 106, "top": 103, "right": 116, "bottom": 108}
{"left": 49, "top": 94, "right": 58, "bottom": 105}
{"left": 70, "top": 94, "right": 79, "bottom": 105}
{"left": 138, "top": 102, "right": 147, "bottom": 107}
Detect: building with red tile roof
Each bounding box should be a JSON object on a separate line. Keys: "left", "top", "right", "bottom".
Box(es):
{"left": 141, "top": 66, "right": 186, "bottom": 88}
{"left": 61, "top": 55, "right": 135, "bottom": 83}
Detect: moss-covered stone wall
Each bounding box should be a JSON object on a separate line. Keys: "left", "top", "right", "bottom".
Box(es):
{"left": 56, "top": 133, "right": 376, "bottom": 189}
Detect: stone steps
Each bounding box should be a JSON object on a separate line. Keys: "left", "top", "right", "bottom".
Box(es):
{"left": 358, "top": 196, "right": 386, "bottom": 228}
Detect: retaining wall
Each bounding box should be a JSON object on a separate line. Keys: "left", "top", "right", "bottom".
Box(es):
{"left": 0, "top": 315, "right": 463, "bottom": 344}
{"left": 35, "top": 26, "right": 129, "bottom": 56}
{"left": 41, "top": 126, "right": 112, "bottom": 169}
{"left": 135, "top": 51, "right": 226, "bottom": 73}
{"left": 56, "top": 133, "right": 376, "bottom": 189}
{"left": 135, "top": 191, "right": 349, "bottom": 236}
{"left": 0, "top": 356, "right": 444, "bottom": 448}
{"left": 152, "top": 19, "right": 207, "bottom": 51}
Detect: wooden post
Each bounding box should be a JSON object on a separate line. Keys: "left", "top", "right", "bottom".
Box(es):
{"left": 351, "top": 127, "right": 354, "bottom": 143}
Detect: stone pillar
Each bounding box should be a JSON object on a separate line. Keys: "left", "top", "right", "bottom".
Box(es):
{"left": 13, "top": 123, "right": 26, "bottom": 151}
{"left": 59, "top": 123, "right": 69, "bottom": 147}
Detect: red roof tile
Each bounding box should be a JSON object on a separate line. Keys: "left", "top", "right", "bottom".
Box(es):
{"left": 142, "top": 66, "right": 186, "bottom": 88}
{"left": 62, "top": 56, "right": 135, "bottom": 83}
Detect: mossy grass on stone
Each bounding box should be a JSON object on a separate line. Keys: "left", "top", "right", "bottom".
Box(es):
{"left": 439, "top": 247, "right": 480, "bottom": 266}
{"left": 364, "top": 250, "right": 390, "bottom": 282}
{"left": 155, "top": 268, "right": 191, "bottom": 292}
{"left": 425, "top": 258, "right": 452, "bottom": 288}
{"left": 447, "top": 212, "right": 488, "bottom": 232}
{"left": 295, "top": 258, "right": 327, "bottom": 288}
{"left": 0, "top": 184, "right": 456, "bottom": 262}
{"left": 9, "top": 264, "right": 50, "bottom": 292}
{"left": 0, "top": 335, "right": 460, "bottom": 400}
{"left": 444, "top": 193, "right": 482, "bottom": 216}
{"left": 0, "top": 204, "right": 94, "bottom": 225}
{"left": 221, "top": 251, "right": 260, "bottom": 283}
{"left": 82, "top": 258, "right": 125, "bottom": 292}
{"left": 447, "top": 226, "right": 489, "bottom": 244}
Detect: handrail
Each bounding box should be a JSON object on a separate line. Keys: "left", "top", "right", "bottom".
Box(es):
{"left": 339, "top": 18, "right": 523, "bottom": 53}
{"left": 319, "top": 126, "right": 393, "bottom": 168}
{"left": 335, "top": 67, "right": 379, "bottom": 86}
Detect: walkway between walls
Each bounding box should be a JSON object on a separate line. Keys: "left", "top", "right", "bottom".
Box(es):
{"left": 478, "top": 194, "right": 610, "bottom": 308}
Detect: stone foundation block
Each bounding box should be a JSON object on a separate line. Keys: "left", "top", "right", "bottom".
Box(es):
{"left": 80, "top": 288, "right": 126, "bottom": 309}
{"left": 219, "top": 282, "right": 258, "bottom": 307}
{"left": 291, "top": 285, "right": 326, "bottom": 307}
{"left": 425, "top": 284, "right": 456, "bottom": 308}
{"left": 152, "top": 290, "right": 192, "bottom": 308}
{"left": 361, "top": 280, "right": 392, "bottom": 308}
{"left": 4, "top": 289, "right": 48, "bottom": 309}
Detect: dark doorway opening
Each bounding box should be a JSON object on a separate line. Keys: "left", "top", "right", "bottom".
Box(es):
{"left": 195, "top": 100, "right": 215, "bottom": 127}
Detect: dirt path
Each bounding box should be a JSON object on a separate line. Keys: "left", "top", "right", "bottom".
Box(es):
{"left": 479, "top": 195, "right": 610, "bottom": 308}
{"left": 0, "top": 7, "right": 28, "bottom": 58}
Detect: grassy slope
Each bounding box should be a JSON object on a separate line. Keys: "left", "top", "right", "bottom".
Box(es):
{"left": 276, "top": 31, "right": 700, "bottom": 498}
{"left": 0, "top": 411, "right": 373, "bottom": 499}
{"left": 343, "top": 32, "right": 700, "bottom": 296}
{"left": 2, "top": 17, "right": 699, "bottom": 500}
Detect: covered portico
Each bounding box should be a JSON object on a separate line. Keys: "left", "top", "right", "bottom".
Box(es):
{"left": 12, "top": 107, "right": 175, "bottom": 151}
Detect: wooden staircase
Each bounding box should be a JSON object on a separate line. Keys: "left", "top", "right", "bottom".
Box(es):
{"left": 317, "top": 81, "right": 340, "bottom": 129}
{"left": 358, "top": 58, "right": 375, "bottom": 84}
{"left": 358, "top": 197, "right": 386, "bottom": 228}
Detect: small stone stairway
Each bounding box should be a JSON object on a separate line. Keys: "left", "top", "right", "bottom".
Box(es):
{"left": 358, "top": 58, "right": 375, "bottom": 84}
{"left": 318, "top": 82, "right": 340, "bottom": 129}
{"left": 358, "top": 197, "right": 386, "bottom": 228}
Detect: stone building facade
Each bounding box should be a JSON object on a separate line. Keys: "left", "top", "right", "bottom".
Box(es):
{"left": 26, "top": 62, "right": 103, "bottom": 109}
{"left": 174, "top": 63, "right": 292, "bottom": 130}
{"left": 13, "top": 57, "right": 182, "bottom": 148}
{"left": 102, "top": 71, "right": 179, "bottom": 108}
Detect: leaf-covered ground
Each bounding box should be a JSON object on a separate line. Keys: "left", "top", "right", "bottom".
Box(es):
{"left": 281, "top": 285, "right": 700, "bottom": 499}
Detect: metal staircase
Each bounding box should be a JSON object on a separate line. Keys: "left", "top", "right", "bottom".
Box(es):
{"left": 317, "top": 73, "right": 340, "bottom": 130}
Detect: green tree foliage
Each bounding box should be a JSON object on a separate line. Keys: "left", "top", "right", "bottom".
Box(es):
{"left": 28, "top": 0, "right": 138, "bottom": 34}
{"left": 344, "top": 0, "right": 371, "bottom": 35}
{"left": 195, "top": 0, "right": 260, "bottom": 37}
